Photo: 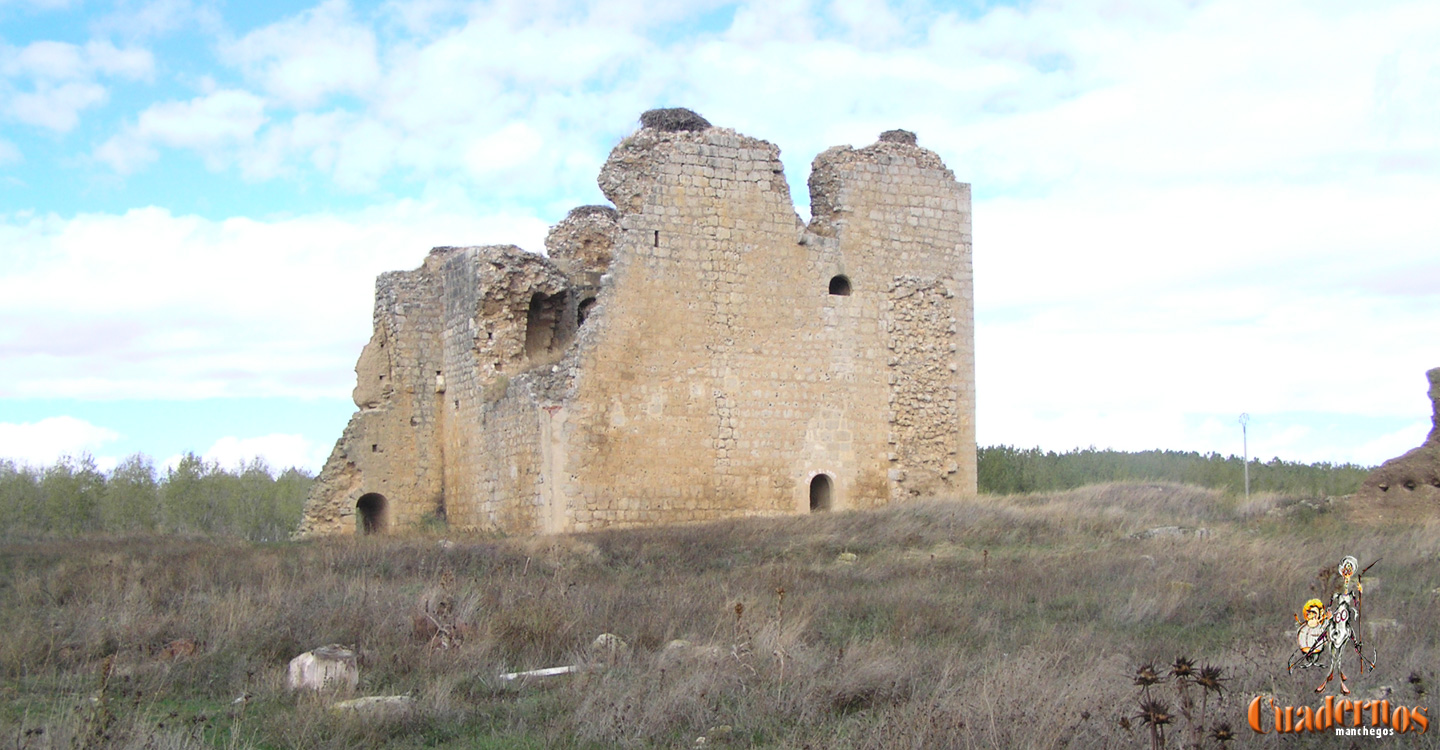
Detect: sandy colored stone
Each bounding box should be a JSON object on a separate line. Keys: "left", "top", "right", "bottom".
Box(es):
{"left": 1353, "top": 368, "right": 1440, "bottom": 522}
{"left": 287, "top": 645, "right": 359, "bottom": 693}
{"left": 297, "top": 111, "right": 976, "bottom": 538}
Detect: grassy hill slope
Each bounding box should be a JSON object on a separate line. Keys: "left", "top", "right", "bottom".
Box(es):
{"left": 1, "top": 484, "right": 1436, "bottom": 749}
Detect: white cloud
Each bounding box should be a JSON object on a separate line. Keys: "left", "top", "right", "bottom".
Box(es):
{"left": 828, "top": 0, "right": 903, "bottom": 45}
{"left": 3, "top": 40, "right": 87, "bottom": 79}
{"left": 95, "top": 89, "right": 267, "bottom": 172}
{"left": 134, "top": 89, "right": 266, "bottom": 148}
{"left": 1350, "top": 420, "right": 1431, "bottom": 466}
{"left": 0, "top": 0, "right": 77, "bottom": 8}
{"left": 0, "top": 416, "right": 120, "bottom": 468}
{"left": 220, "top": 0, "right": 380, "bottom": 107}
{"left": 82, "top": 40, "right": 156, "bottom": 79}
{"left": 0, "top": 137, "right": 20, "bottom": 165}
{"left": 1, "top": 40, "right": 153, "bottom": 81}
{"left": 92, "top": 131, "right": 158, "bottom": 173}
{"left": 380, "top": 0, "right": 466, "bottom": 35}
{"left": 91, "top": 0, "right": 223, "bottom": 40}
{"left": 201, "top": 433, "right": 329, "bottom": 473}
{"left": 0, "top": 202, "right": 549, "bottom": 401}
{"left": 9, "top": 80, "right": 107, "bottom": 130}
{"left": 7, "top": 0, "right": 1440, "bottom": 466}
{"left": 463, "top": 122, "right": 543, "bottom": 176}
{"left": 1, "top": 39, "right": 153, "bottom": 132}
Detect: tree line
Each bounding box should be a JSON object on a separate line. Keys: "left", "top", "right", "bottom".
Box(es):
{"left": 0, "top": 453, "right": 311, "bottom": 541}
{"left": 976, "top": 445, "right": 1371, "bottom": 497}
{"left": 0, "top": 446, "right": 1374, "bottom": 540}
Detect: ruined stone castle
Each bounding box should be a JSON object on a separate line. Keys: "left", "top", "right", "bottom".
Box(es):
{"left": 296, "top": 109, "right": 975, "bottom": 537}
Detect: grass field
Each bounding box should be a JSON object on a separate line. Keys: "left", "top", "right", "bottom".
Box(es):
{"left": 1, "top": 483, "right": 1436, "bottom": 748}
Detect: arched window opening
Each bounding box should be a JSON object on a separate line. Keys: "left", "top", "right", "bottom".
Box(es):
{"left": 577, "top": 297, "right": 597, "bottom": 327}
{"left": 356, "top": 493, "right": 387, "bottom": 535}
{"left": 809, "top": 474, "right": 833, "bottom": 512}
{"left": 829, "top": 275, "right": 852, "bottom": 296}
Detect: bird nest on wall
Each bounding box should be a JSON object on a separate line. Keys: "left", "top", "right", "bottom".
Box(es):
{"left": 640, "top": 108, "right": 712, "bottom": 132}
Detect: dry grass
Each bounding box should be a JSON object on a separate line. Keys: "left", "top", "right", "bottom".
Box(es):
{"left": 0, "top": 483, "right": 1437, "bottom": 748}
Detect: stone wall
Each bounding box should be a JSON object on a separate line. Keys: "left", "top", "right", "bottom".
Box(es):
{"left": 297, "top": 111, "right": 976, "bottom": 538}
{"left": 1353, "top": 368, "right": 1440, "bottom": 522}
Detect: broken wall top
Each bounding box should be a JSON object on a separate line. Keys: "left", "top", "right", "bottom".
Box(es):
{"left": 1354, "top": 367, "right": 1440, "bottom": 522}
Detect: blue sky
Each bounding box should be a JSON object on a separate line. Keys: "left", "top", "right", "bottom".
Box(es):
{"left": 2, "top": 0, "right": 1438, "bottom": 474}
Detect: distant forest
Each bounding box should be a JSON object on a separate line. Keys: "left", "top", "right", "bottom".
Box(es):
{"left": 0, "top": 446, "right": 1373, "bottom": 540}
{"left": 976, "top": 445, "right": 1371, "bottom": 497}
{"left": 0, "top": 454, "right": 309, "bottom": 542}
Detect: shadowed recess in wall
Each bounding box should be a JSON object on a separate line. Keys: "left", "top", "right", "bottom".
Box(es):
{"left": 810, "top": 474, "right": 833, "bottom": 512}
{"left": 525, "top": 291, "right": 571, "bottom": 360}
{"left": 356, "top": 492, "right": 386, "bottom": 534}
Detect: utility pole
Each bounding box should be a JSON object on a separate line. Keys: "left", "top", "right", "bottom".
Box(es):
{"left": 1239, "top": 413, "right": 1250, "bottom": 499}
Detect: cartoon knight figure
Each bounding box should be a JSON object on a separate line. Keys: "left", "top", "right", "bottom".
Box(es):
{"left": 1289, "top": 555, "right": 1375, "bottom": 695}
{"left": 1318, "top": 555, "right": 1369, "bottom": 694}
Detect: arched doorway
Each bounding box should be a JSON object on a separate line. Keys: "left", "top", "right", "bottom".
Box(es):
{"left": 809, "top": 474, "right": 833, "bottom": 512}
{"left": 356, "top": 493, "right": 387, "bottom": 534}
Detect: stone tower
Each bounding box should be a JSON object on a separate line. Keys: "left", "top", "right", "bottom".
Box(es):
{"left": 296, "top": 110, "right": 975, "bottom": 537}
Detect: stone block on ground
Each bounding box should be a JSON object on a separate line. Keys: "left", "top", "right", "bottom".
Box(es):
{"left": 287, "top": 644, "right": 359, "bottom": 693}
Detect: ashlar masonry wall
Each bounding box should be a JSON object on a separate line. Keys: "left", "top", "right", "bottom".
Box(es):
{"left": 297, "top": 114, "right": 974, "bottom": 538}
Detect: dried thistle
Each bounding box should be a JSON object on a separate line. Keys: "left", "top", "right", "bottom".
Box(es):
{"left": 1134, "top": 663, "right": 1164, "bottom": 688}
{"left": 1196, "top": 665, "right": 1226, "bottom": 695}
{"left": 1210, "top": 722, "right": 1236, "bottom": 744}
{"left": 1169, "top": 656, "right": 1195, "bottom": 681}
{"left": 1137, "top": 699, "right": 1173, "bottom": 728}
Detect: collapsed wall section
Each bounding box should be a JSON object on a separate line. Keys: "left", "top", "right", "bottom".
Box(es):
{"left": 297, "top": 256, "right": 450, "bottom": 536}
{"left": 435, "top": 246, "right": 575, "bottom": 534}
{"left": 299, "top": 243, "right": 596, "bottom": 537}
{"left": 1353, "top": 368, "right": 1440, "bottom": 522}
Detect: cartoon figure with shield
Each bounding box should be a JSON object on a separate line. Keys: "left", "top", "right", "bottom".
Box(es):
{"left": 1287, "top": 555, "right": 1377, "bottom": 695}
